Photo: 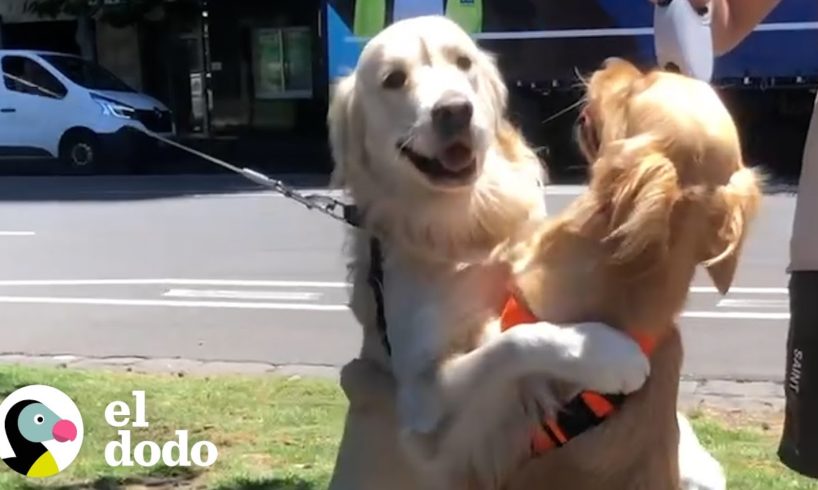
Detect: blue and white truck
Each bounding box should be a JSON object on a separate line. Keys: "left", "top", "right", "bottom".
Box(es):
{"left": 323, "top": 0, "right": 818, "bottom": 175}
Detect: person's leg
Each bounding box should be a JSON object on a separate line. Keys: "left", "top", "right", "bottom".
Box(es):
{"left": 778, "top": 91, "right": 818, "bottom": 478}
{"left": 779, "top": 272, "right": 818, "bottom": 478}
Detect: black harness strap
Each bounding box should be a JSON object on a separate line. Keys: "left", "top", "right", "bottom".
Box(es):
{"left": 347, "top": 206, "right": 631, "bottom": 453}
{"left": 543, "top": 393, "right": 627, "bottom": 448}
{"left": 367, "top": 237, "right": 392, "bottom": 356}
{"left": 342, "top": 204, "right": 362, "bottom": 228}
{"left": 344, "top": 204, "right": 392, "bottom": 357}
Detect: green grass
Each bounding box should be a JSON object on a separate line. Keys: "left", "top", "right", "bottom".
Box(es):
{"left": 0, "top": 364, "right": 814, "bottom": 489}
{"left": 688, "top": 411, "right": 818, "bottom": 489}
{"left": 0, "top": 365, "right": 346, "bottom": 489}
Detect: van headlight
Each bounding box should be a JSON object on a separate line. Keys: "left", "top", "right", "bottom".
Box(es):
{"left": 92, "top": 95, "right": 136, "bottom": 119}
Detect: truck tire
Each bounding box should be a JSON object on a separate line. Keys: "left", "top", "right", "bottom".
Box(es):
{"left": 59, "top": 130, "right": 101, "bottom": 175}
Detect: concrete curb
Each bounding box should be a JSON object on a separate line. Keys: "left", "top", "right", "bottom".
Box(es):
{"left": 0, "top": 354, "right": 341, "bottom": 380}
{"left": 0, "top": 354, "right": 786, "bottom": 412}
{"left": 679, "top": 377, "right": 785, "bottom": 412}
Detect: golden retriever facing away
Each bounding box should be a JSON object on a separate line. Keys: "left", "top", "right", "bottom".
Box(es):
{"left": 326, "top": 16, "right": 654, "bottom": 490}
{"left": 495, "top": 58, "right": 762, "bottom": 490}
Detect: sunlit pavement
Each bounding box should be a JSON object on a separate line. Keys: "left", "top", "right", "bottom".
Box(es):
{"left": 0, "top": 175, "right": 794, "bottom": 386}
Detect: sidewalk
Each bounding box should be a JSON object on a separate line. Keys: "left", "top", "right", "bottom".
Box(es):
{"left": 679, "top": 377, "right": 784, "bottom": 413}
{"left": 0, "top": 353, "right": 785, "bottom": 413}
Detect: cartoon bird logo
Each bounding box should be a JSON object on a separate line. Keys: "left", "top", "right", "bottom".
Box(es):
{"left": 0, "top": 385, "right": 83, "bottom": 479}
{"left": 3, "top": 400, "right": 77, "bottom": 477}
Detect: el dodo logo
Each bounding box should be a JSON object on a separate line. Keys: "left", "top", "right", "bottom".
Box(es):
{"left": 104, "top": 391, "right": 218, "bottom": 468}
{"left": 0, "top": 385, "right": 83, "bottom": 478}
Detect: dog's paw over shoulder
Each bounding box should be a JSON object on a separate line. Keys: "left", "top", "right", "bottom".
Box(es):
{"left": 566, "top": 322, "right": 651, "bottom": 395}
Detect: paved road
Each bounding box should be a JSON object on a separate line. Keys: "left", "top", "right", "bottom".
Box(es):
{"left": 0, "top": 175, "right": 796, "bottom": 382}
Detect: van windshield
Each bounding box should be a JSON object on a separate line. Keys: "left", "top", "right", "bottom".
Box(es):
{"left": 42, "top": 55, "right": 135, "bottom": 93}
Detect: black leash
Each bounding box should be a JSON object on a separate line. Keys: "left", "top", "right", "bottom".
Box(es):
{"left": 136, "top": 128, "right": 391, "bottom": 357}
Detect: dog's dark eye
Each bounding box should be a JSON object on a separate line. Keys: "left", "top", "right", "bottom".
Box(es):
{"left": 455, "top": 55, "right": 472, "bottom": 71}
{"left": 382, "top": 70, "right": 408, "bottom": 90}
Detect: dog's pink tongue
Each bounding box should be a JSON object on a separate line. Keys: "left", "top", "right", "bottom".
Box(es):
{"left": 441, "top": 143, "right": 474, "bottom": 171}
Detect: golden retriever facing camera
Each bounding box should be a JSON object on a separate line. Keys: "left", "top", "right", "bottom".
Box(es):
{"left": 498, "top": 58, "right": 762, "bottom": 490}
{"left": 327, "top": 17, "right": 658, "bottom": 490}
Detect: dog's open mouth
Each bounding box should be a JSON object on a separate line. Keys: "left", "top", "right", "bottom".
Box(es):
{"left": 398, "top": 141, "right": 477, "bottom": 185}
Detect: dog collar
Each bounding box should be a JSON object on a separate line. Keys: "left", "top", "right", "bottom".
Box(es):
{"left": 499, "top": 294, "right": 658, "bottom": 455}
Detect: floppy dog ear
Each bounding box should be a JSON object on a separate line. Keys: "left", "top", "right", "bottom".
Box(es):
{"left": 479, "top": 51, "right": 509, "bottom": 117}
{"left": 327, "top": 74, "right": 364, "bottom": 189}
{"left": 591, "top": 59, "right": 645, "bottom": 144}
{"left": 589, "top": 136, "right": 681, "bottom": 268}
{"left": 701, "top": 167, "right": 762, "bottom": 294}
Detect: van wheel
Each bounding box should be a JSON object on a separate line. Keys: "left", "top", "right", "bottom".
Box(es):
{"left": 60, "top": 131, "right": 101, "bottom": 174}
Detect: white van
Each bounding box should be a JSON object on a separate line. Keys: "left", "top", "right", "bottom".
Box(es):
{"left": 0, "top": 50, "right": 175, "bottom": 173}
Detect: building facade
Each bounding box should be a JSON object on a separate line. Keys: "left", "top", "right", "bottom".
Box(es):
{"left": 1, "top": 0, "right": 332, "bottom": 171}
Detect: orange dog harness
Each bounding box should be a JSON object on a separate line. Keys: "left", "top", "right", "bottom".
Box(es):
{"left": 500, "top": 294, "right": 657, "bottom": 455}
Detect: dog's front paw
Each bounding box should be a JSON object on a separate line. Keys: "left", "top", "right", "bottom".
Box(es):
{"left": 566, "top": 322, "right": 650, "bottom": 395}
{"left": 519, "top": 376, "right": 560, "bottom": 420}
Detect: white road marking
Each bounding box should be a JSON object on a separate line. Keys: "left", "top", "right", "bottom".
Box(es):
{"left": 689, "top": 286, "right": 788, "bottom": 295}
{"left": 271, "top": 189, "right": 345, "bottom": 197}
{"left": 261, "top": 186, "right": 590, "bottom": 198}
{"left": 218, "top": 186, "right": 591, "bottom": 199}
{"left": 718, "top": 299, "right": 789, "bottom": 309}
{"left": 0, "top": 296, "right": 348, "bottom": 311}
{"left": 232, "top": 189, "right": 343, "bottom": 200}
{"left": 163, "top": 288, "right": 321, "bottom": 301}
{"left": 0, "top": 278, "right": 348, "bottom": 288}
{"left": 0, "top": 231, "right": 35, "bottom": 236}
{"left": 681, "top": 310, "right": 790, "bottom": 320}
{"left": 0, "top": 279, "right": 789, "bottom": 298}
{"left": 53, "top": 355, "right": 80, "bottom": 362}
{"left": 0, "top": 294, "right": 790, "bottom": 319}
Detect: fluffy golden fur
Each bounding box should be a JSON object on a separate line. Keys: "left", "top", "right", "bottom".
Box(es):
{"left": 325, "top": 15, "right": 740, "bottom": 490}
{"left": 327, "top": 18, "right": 658, "bottom": 490}
{"left": 503, "top": 57, "right": 761, "bottom": 338}
{"left": 327, "top": 15, "right": 551, "bottom": 490}
{"left": 497, "top": 58, "right": 762, "bottom": 490}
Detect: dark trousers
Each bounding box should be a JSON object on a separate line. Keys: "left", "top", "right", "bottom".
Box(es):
{"left": 779, "top": 271, "right": 818, "bottom": 478}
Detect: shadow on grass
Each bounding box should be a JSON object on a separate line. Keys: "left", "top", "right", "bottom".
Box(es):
{"left": 13, "top": 470, "right": 319, "bottom": 490}
{"left": 18, "top": 466, "right": 201, "bottom": 490}
{"left": 213, "top": 477, "right": 319, "bottom": 490}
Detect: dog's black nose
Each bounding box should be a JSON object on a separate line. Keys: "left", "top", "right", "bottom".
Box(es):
{"left": 432, "top": 93, "right": 473, "bottom": 137}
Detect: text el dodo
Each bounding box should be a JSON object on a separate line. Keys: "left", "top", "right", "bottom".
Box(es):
{"left": 104, "top": 391, "right": 218, "bottom": 468}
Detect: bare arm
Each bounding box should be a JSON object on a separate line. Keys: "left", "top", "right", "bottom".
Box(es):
{"left": 710, "top": 0, "right": 783, "bottom": 55}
